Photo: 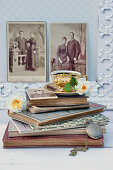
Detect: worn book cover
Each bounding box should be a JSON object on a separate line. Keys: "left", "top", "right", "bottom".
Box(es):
{"left": 8, "top": 102, "right": 106, "bottom": 127}
{"left": 8, "top": 119, "right": 106, "bottom": 137}
{"left": 3, "top": 124, "right": 104, "bottom": 148}
{"left": 27, "top": 104, "right": 90, "bottom": 114}
{"left": 9, "top": 112, "right": 108, "bottom": 134}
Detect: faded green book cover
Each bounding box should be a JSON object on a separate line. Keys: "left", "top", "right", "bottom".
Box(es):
{"left": 10, "top": 113, "right": 109, "bottom": 133}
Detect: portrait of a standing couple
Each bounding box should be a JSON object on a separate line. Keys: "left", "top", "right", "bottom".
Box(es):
{"left": 50, "top": 23, "right": 87, "bottom": 75}
{"left": 7, "top": 22, "right": 46, "bottom": 82}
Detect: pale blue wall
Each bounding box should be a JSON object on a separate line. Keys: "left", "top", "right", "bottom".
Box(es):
{"left": 0, "top": 0, "right": 98, "bottom": 82}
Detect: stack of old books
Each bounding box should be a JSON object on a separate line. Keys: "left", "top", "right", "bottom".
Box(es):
{"left": 3, "top": 88, "right": 109, "bottom": 148}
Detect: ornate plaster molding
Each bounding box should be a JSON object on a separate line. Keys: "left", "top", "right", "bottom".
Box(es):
{"left": 0, "top": 0, "right": 113, "bottom": 109}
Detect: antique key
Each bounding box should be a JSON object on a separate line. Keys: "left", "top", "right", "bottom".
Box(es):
{"left": 69, "top": 119, "right": 103, "bottom": 156}
{"left": 69, "top": 146, "right": 88, "bottom": 156}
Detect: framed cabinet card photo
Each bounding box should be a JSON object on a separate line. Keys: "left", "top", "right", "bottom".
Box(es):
{"left": 7, "top": 21, "right": 46, "bottom": 82}
{"left": 50, "top": 23, "right": 87, "bottom": 76}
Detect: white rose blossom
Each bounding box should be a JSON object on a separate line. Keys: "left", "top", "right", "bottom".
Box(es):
{"left": 8, "top": 95, "right": 27, "bottom": 113}
{"left": 75, "top": 80, "right": 91, "bottom": 95}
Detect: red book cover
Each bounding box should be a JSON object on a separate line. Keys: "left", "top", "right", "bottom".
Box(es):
{"left": 3, "top": 124, "right": 104, "bottom": 148}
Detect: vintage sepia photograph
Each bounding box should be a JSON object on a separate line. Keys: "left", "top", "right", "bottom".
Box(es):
{"left": 26, "top": 88, "right": 57, "bottom": 100}
{"left": 7, "top": 21, "right": 46, "bottom": 82}
{"left": 50, "top": 23, "right": 87, "bottom": 76}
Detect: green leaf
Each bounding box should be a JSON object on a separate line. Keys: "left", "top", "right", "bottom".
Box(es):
{"left": 64, "top": 83, "right": 72, "bottom": 92}
{"left": 70, "top": 77, "right": 77, "bottom": 87}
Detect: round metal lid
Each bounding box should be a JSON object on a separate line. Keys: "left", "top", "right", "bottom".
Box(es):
{"left": 86, "top": 123, "right": 103, "bottom": 139}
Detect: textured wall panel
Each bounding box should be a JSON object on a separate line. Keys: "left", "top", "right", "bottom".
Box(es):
{"left": 0, "top": 0, "right": 98, "bottom": 82}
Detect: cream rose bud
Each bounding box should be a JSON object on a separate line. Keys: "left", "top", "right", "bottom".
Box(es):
{"left": 8, "top": 95, "right": 27, "bottom": 113}
{"left": 76, "top": 81, "right": 91, "bottom": 95}
{"left": 78, "top": 77, "right": 86, "bottom": 83}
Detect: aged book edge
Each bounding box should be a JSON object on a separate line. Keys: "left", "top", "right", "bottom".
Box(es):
{"left": 3, "top": 125, "right": 104, "bottom": 148}
{"left": 8, "top": 120, "right": 106, "bottom": 137}
{"left": 8, "top": 106, "right": 104, "bottom": 127}
{"left": 27, "top": 104, "right": 90, "bottom": 114}
{"left": 27, "top": 97, "right": 88, "bottom": 106}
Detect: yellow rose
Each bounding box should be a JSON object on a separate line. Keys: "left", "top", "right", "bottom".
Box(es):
{"left": 11, "top": 99, "right": 21, "bottom": 109}
{"left": 8, "top": 95, "right": 27, "bottom": 113}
